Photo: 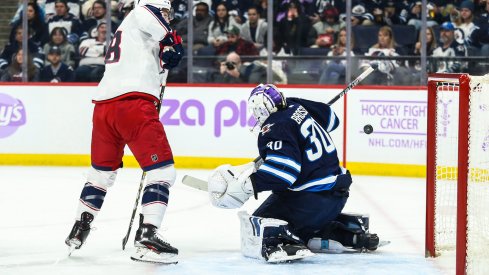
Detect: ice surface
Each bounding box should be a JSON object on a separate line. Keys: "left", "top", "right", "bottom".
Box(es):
{"left": 0, "top": 166, "right": 453, "bottom": 275}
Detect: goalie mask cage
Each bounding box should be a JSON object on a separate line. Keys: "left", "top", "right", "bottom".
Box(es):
{"left": 426, "top": 73, "right": 489, "bottom": 275}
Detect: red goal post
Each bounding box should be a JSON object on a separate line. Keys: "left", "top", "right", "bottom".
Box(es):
{"left": 426, "top": 73, "right": 489, "bottom": 275}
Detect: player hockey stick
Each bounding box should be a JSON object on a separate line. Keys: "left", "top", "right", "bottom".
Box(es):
{"left": 182, "top": 65, "right": 377, "bottom": 192}
{"left": 122, "top": 172, "right": 146, "bottom": 250}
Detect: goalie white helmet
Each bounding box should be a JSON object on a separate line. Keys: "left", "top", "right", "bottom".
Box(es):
{"left": 248, "top": 84, "right": 286, "bottom": 126}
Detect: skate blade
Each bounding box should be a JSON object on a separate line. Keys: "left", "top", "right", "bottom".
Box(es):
{"left": 66, "top": 239, "right": 81, "bottom": 256}
{"left": 267, "top": 249, "right": 315, "bottom": 263}
{"left": 130, "top": 247, "right": 178, "bottom": 264}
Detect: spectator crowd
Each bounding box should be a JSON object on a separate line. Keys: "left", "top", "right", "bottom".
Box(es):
{"left": 1, "top": 0, "right": 489, "bottom": 85}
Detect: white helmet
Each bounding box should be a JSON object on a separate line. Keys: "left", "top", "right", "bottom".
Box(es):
{"left": 137, "top": 0, "right": 171, "bottom": 10}
{"left": 137, "top": 0, "right": 173, "bottom": 20}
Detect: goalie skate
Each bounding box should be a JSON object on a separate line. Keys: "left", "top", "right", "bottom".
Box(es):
{"left": 264, "top": 243, "right": 315, "bottom": 263}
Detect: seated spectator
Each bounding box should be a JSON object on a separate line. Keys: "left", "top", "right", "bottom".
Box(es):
{"left": 0, "top": 26, "right": 44, "bottom": 70}
{"left": 9, "top": 2, "right": 47, "bottom": 46}
{"left": 215, "top": 26, "right": 259, "bottom": 56}
{"left": 411, "top": 27, "right": 438, "bottom": 76}
{"left": 407, "top": 1, "right": 439, "bottom": 30}
{"left": 312, "top": 6, "right": 344, "bottom": 48}
{"left": 208, "top": 51, "right": 287, "bottom": 84}
{"left": 371, "top": 0, "right": 408, "bottom": 26}
{"left": 319, "top": 27, "right": 355, "bottom": 84}
{"left": 45, "top": 0, "right": 81, "bottom": 20}
{"left": 212, "top": 0, "right": 251, "bottom": 25}
{"left": 339, "top": 4, "right": 374, "bottom": 26}
{"left": 175, "top": 0, "right": 212, "bottom": 52}
{"left": 0, "top": 49, "right": 40, "bottom": 82}
{"left": 171, "top": 0, "right": 188, "bottom": 26}
{"left": 207, "top": 3, "right": 240, "bottom": 49}
{"left": 46, "top": 0, "right": 83, "bottom": 45}
{"left": 240, "top": 6, "right": 267, "bottom": 52}
{"left": 432, "top": 22, "right": 467, "bottom": 73}
{"left": 117, "top": 0, "right": 135, "bottom": 21}
{"left": 359, "top": 26, "right": 410, "bottom": 85}
{"left": 75, "top": 21, "right": 107, "bottom": 82}
{"left": 451, "top": 1, "right": 477, "bottom": 46}
{"left": 81, "top": 0, "right": 118, "bottom": 41}
{"left": 414, "top": 27, "right": 438, "bottom": 56}
{"left": 471, "top": 0, "right": 489, "bottom": 56}
{"left": 275, "top": 0, "right": 316, "bottom": 55}
{"left": 10, "top": 0, "right": 46, "bottom": 25}
{"left": 40, "top": 45, "right": 75, "bottom": 82}
{"left": 43, "top": 27, "right": 76, "bottom": 68}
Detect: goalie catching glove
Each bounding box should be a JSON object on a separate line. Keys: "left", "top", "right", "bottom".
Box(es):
{"left": 208, "top": 162, "right": 256, "bottom": 209}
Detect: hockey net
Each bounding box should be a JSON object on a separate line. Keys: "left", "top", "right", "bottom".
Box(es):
{"left": 426, "top": 73, "right": 489, "bottom": 275}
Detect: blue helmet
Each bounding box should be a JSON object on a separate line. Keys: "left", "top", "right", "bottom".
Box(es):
{"left": 248, "top": 84, "right": 286, "bottom": 126}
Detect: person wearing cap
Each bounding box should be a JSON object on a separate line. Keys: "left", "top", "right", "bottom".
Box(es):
{"left": 46, "top": 0, "right": 83, "bottom": 45}
{"left": 451, "top": 0, "right": 477, "bottom": 45}
{"left": 215, "top": 25, "right": 259, "bottom": 56}
{"left": 312, "top": 6, "right": 344, "bottom": 48}
{"left": 40, "top": 45, "right": 75, "bottom": 82}
{"left": 432, "top": 22, "right": 467, "bottom": 73}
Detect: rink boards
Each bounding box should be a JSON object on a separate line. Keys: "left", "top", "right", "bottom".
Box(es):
{"left": 0, "top": 83, "right": 427, "bottom": 177}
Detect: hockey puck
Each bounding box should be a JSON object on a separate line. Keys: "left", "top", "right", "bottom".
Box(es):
{"left": 364, "top": 124, "right": 373, "bottom": 134}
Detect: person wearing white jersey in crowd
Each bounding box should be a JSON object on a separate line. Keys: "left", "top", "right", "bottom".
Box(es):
{"left": 65, "top": 0, "right": 183, "bottom": 264}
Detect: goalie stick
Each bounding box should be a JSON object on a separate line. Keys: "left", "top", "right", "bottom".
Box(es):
{"left": 181, "top": 65, "right": 377, "bottom": 191}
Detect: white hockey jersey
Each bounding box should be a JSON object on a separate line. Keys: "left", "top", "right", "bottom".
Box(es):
{"left": 94, "top": 5, "right": 172, "bottom": 103}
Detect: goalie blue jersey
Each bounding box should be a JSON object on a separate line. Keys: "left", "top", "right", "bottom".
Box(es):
{"left": 253, "top": 97, "right": 347, "bottom": 192}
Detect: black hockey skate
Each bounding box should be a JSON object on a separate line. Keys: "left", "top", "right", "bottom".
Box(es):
{"left": 354, "top": 233, "right": 380, "bottom": 251}
{"left": 65, "top": 212, "right": 94, "bottom": 254}
{"left": 131, "top": 214, "right": 178, "bottom": 264}
{"left": 261, "top": 223, "right": 314, "bottom": 263}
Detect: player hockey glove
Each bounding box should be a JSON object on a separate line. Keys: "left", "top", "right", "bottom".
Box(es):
{"left": 208, "top": 162, "right": 256, "bottom": 209}
{"left": 160, "top": 43, "right": 184, "bottom": 69}
{"left": 160, "top": 30, "right": 182, "bottom": 47}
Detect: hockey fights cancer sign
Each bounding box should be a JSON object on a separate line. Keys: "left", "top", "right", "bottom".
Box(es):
{"left": 0, "top": 93, "right": 26, "bottom": 138}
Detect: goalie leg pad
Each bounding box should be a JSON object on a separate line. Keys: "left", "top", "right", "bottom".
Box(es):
{"left": 238, "top": 211, "right": 314, "bottom": 262}
{"left": 141, "top": 165, "right": 176, "bottom": 227}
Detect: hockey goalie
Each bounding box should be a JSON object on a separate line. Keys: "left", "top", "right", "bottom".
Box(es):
{"left": 207, "top": 84, "right": 382, "bottom": 263}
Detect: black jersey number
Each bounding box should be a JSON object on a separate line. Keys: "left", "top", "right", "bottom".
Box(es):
{"left": 300, "top": 118, "right": 335, "bottom": 161}
{"left": 105, "top": 30, "right": 122, "bottom": 64}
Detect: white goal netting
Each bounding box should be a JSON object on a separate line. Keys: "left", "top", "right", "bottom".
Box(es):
{"left": 431, "top": 74, "right": 489, "bottom": 274}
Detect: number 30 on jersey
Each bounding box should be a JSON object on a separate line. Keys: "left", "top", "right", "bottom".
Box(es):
{"left": 301, "top": 118, "right": 335, "bottom": 161}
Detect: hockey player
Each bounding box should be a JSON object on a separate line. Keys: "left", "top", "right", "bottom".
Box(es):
{"left": 207, "top": 84, "right": 380, "bottom": 262}
{"left": 65, "top": 0, "right": 184, "bottom": 264}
